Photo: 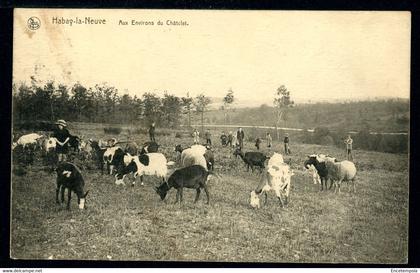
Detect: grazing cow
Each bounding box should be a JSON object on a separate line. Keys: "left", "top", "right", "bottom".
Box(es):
{"left": 233, "top": 148, "right": 269, "bottom": 173}
{"left": 56, "top": 162, "right": 89, "bottom": 210}
{"left": 250, "top": 153, "right": 293, "bottom": 208}
{"left": 114, "top": 152, "right": 170, "bottom": 186}
{"left": 155, "top": 165, "right": 210, "bottom": 204}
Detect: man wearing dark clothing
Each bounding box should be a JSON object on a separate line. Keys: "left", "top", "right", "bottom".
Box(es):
{"left": 149, "top": 122, "right": 156, "bottom": 142}
{"left": 205, "top": 129, "right": 212, "bottom": 146}
{"left": 284, "top": 133, "right": 291, "bottom": 155}
{"left": 237, "top": 128, "right": 245, "bottom": 150}
{"left": 53, "top": 119, "right": 71, "bottom": 162}
{"left": 255, "top": 137, "right": 262, "bottom": 150}
{"left": 227, "top": 131, "right": 233, "bottom": 147}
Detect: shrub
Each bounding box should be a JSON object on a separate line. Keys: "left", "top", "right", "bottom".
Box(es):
{"left": 103, "top": 127, "right": 122, "bottom": 135}
{"left": 175, "top": 132, "right": 182, "bottom": 138}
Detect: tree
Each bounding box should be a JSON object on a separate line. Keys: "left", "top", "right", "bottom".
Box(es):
{"left": 273, "top": 85, "right": 294, "bottom": 140}
{"left": 142, "top": 92, "right": 162, "bottom": 126}
{"left": 181, "top": 93, "right": 193, "bottom": 128}
{"left": 194, "top": 94, "right": 211, "bottom": 132}
{"left": 162, "top": 92, "right": 182, "bottom": 128}
{"left": 223, "top": 88, "right": 235, "bottom": 124}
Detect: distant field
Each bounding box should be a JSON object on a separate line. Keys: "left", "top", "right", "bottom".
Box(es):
{"left": 10, "top": 125, "right": 408, "bottom": 263}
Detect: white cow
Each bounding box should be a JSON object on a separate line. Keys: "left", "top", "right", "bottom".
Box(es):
{"left": 250, "top": 152, "right": 294, "bottom": 208}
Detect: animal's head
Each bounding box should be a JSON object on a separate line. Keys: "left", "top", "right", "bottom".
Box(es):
{"left": 233, "top": 148, "right": 243, "bottom": 158}
{"left": 155, "top": 183, "right": 169, "bottom": 200}
{"left": 250, "top": 191, "right": 260, "bottom": 209}
{"left": 78, "top": 190, "right": 89, "bottom": 209}
{"left": 175, "top": 144, "right": 183, "bottom": 153}
{"left": 304, "top": 154, "right": 319, "bottom": 169}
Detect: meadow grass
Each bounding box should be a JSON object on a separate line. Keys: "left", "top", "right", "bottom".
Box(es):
{"left": 10, "top": 127, "right": 408, "bottom": 263}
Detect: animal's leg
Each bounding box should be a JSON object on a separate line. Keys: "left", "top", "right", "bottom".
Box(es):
{"left": 263, "top": 191, "right": 268, "bottom": 206}
{"left": 67, "top": 189, "right": 72, "bottom": 210}
{"left": 60, "top": 187, "right": 65, "bottom": 203}
{"left": 352, "top": 178, "right": 356, "bottom": 193}
{"left": 175, "top": 189, "right": 180, "bottom": 204}
{"left": 179, "top": 187, "right": 184, "bottom": 203}
{"left": 204, "top": 185, "right": 210, "bottom": 204}
{"left": 275, "top": 190, "right": 284, "bottom": 208}
{"left": 56, "top": 184, "right": 60, "bottom": 204}
{"left": 194, "top": 188, "right": 201, "bottom": 203}
{"left": 328, "top": 178, "right": 334, "bottom": 190}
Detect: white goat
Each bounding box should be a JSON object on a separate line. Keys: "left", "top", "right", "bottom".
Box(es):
{"left": 180, "top": 145, "right": 208, "bottom": 171}
{"left": 306, "top": 164, "right": 321, "bottom": 185}
{"left": 115, "top": 153, "right": 170, "bottom": 186}
{"left": 16, "top": 133, "right": 44, "bottom": 149}
{"left": 325, "top": 160, "right": 357, "bottom": 193}
{"left": 250, "top": 152, "right": 293, "bottom": 208}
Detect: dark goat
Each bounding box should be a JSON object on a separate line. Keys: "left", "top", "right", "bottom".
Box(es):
{"left": 90, "top": 140, "right": 107, "bottom": 174}
{"left": 304, "top": 155, "right": 334, "bottom": 191}
{"left": 68, "top": 135, "right": 80, "bottom": 152}
{"left": 56, "top": 162, "right": 89, "bottom": 210}
{"left": 155, "top": 165, "right": 210, "bottom": 204}
{"left": 140, "top": 141, "right": 159, "bottom": 155}
{"left": 233, "top": 148, "right": 269, "bottom": 173}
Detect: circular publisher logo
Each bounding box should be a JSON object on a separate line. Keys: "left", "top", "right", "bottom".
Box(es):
{"left": 27, "top": 17, "right": 41, "bottom": 30}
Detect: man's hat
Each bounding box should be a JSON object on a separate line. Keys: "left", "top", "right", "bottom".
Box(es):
{"left": 56, "top": 119, "right": 67, "bottom": 127}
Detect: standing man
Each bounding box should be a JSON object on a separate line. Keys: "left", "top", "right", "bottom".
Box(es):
{"left": 227, "top": 131, "right": 233, "bottom": 147}
{"left": 266, "top": 132, "right": 272, "bottom": 149}
{"left": 344, "top": 134, "right": 353, "bottom": 161}
{"left": 283, "top": 133, "right": 291, "bottom": 155}
{"left": 237, "top": 127, "right": 245, "bottom": 150}
{"left": 255, "top": 137, "right": 262, "bottom": 150}
{"left": 193, "top": 128, "right": 200, "bottom": 144}
{"left": 149, "top": 122, "right": 156, "bottom": 142}
{"left": 52, "top": 119, "right": 71, "bottom": 162}
{"left": 205, "top": 129, "right": 212, "bottom": 146}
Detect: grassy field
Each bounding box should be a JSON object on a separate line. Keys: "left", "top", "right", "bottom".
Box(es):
{"left": 10, "top": 125, "right": 409, "bottom": 263}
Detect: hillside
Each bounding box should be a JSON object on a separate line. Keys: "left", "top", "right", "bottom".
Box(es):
{"left": 200, "top": 99, "right": 409, "bottom": 133}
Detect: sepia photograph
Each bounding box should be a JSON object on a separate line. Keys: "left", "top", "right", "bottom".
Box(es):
{"left": 11, "top": 9, "right": 410, "bottom": 263}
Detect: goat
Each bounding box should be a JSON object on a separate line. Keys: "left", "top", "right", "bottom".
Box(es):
{"left": 114, "top": 152, "right": 170, "bottom": 186}
{"left": 250, "top": 153, "right": 293, "bottom": 208}
{"left": 155, "top": 165, "right": 210, "bottom": 204}
{"left": 140, "top": 141, "right": 159, "bottom": 155}
{"left": 56, "top": 162, "right": 89, "bottom": 210}
{"left": 90, "top": 140, "right": 107, "bottom": 173}
{"left": 304, "top": 154, "right": 338, "bottom": 191}
{"left": 233, "top": 148, "right": 269, "bottom": 173}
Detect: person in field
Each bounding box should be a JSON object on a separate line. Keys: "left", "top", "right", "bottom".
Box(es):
{"left": 266, "top": 132, "right": 272, "bottom": 149}
{"left": 220, "top": 131, "right": 227, "bottom": 146}
{"left": 193, "top": 129, "right": 200, "bottom": 144}
{"left": 344, "top": 134, "right": 353, "bottom": 161}
{"left": 255, "top": 137, "right": 262, "bottom": 150}
{"left": 237, "top": 127, "right": 245, "bottom": 150}
{"left": 227, "top": 131, "right": 233, "bottom": 147}
{"left": 149, "top": 122, "right": 156, "bottom": 142}
{"left": 283, "top": 133, "right": 291, "bottom": 155}
{"left": 205, "top": 129, "right": 212, "bottom": 146}
{"left": 52, "top": 119, "right": 71, "bottom": 162}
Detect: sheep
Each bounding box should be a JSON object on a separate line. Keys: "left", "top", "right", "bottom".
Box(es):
{"left": 250, "top": 152, "right": 293, "bottom": 208}
{"left": 324, "top": 160, "right": 357, "bottom": 193}
{"left": 114, "top": 152, "right": 170, "bottom": 186}
{"left": 56, "top": 162, "right": 89, "bottom": 210}
{"left": 233, "top": 148, "right": 269, "bottom": 173}
{"left": 155, "top": 165, "right": 210, "bottom": 204}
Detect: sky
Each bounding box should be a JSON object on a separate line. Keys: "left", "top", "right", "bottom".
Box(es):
{"left": 13, "top": 9, "right": 411, "bottom": 105}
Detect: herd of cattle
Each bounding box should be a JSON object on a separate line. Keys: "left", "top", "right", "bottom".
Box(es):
{"left": 12, "top": 131, "right": 357, "bottom": 210}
